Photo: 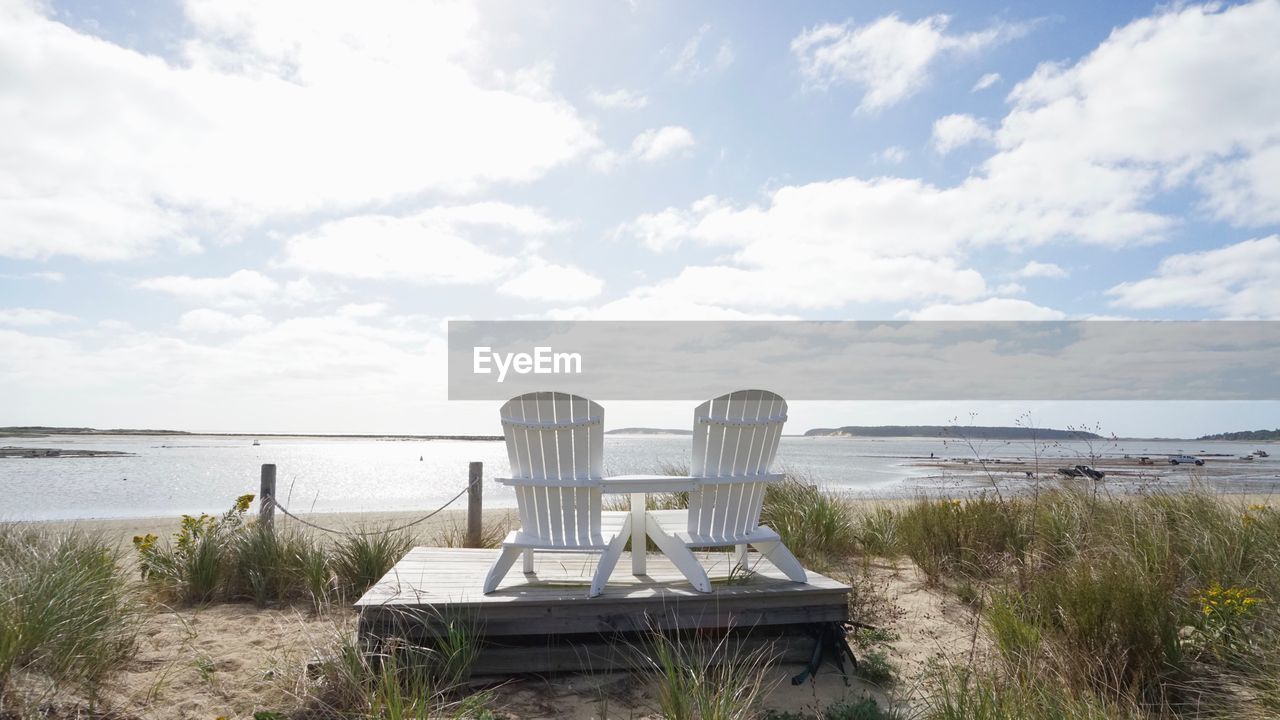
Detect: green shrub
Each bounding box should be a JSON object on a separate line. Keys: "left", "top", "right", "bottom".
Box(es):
{"left": 133, "top": 494, "right": 255, "bottom": 603}
{"left": 854, "top": 649, "right": 895, "bottom": 686}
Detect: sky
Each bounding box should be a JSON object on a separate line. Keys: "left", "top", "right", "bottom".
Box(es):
{"left": 1, "top": 0, "right": 1279, "bottom": 437}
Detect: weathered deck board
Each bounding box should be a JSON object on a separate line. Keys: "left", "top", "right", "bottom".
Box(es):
{"left": 356, "top": 547, "right": 851, "bottom": 657}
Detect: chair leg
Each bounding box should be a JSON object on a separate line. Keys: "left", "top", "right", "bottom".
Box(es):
{"left": 734, "top": 544, "right": 748, "bottom": 569}
{"left": 752, "top": 540, "right": 807, "bottom": 583}
{"left": 522, "top": 549, "right": 535, "bottom": 573}
{"left": 483, "top": 546, "right": 524, "bottom": 594}
{"left": 645, "top": 515, "right": 712, "bottom": 593}
{"left": 590, "top": 515, "right": 632, "bottom": 598}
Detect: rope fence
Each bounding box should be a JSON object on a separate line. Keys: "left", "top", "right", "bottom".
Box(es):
{"left": 258, "top": 462, "right": 484, "bottom": 540}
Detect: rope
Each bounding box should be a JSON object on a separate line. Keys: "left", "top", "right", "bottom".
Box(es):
{"left": 268, "top": 478, "right": 475, "bottom": 537}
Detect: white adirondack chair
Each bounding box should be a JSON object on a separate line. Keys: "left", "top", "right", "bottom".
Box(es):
{"left": 482, "top": 392, "right": 630, "bottom": 597}
{"left": 645, "top": 389, "right": 806, "bottom": 592}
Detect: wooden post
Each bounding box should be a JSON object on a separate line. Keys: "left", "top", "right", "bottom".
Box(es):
{"left": 260, "top": 463, "right": 276, "bottom": 532}
{"left": 466, "top": 461, "right": 483, "bottom": 548}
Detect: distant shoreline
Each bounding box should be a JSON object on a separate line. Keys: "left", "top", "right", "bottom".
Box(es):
{"left": 3, "top": 426, "right": 1276, "bottom": 444}
{"left": 0, "top": 428, "right": 503, "bottom": 441}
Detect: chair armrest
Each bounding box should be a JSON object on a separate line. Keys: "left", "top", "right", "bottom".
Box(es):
{"left": 600, "top": 475, "right": 699, "bottom": 493}
{"left": 494, "top": 476, "right": 602, "bottom": 487}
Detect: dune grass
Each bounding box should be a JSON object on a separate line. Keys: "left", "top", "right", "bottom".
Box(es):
{"left": 857, "top": 487, "right": 1280, "bottom": 718}
{"left": 12, "top": 475, "right": 1270, "bottom": 719}
{"left": 331, "top": 527, "right": 416, "bottom": 602}
{"left": 232, "top": 521, "right": 330, "bottom": 609}
{"left": 760, "top": 477, "right": 860, "bottom": 571}
{"left": 643, "top": 629, "right": 778, "bottom": 720}
{"left": 0, "top": 524, "right": 142, "bottom": 705}
{"left": 303, "top": 613, "right": 490, "bottom": 720}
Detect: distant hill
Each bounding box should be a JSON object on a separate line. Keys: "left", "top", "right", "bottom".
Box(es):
{"left": 606, "top": 428, "right": 694, "bottom": 436}
{"left": 805, "top": 425, "right": 1103, "bottom": 440}
{"left": 1197, "top": 429, "right": 1280, "bottom": 441}
{"left": 0, "top": 426, "right": 191, "bottom": 437}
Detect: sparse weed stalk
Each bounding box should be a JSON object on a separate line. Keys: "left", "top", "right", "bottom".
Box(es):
{"left": 926, "top": 667, "right": 1144, "bottom": 720}
{"left": 303, "top": 611, "right": 487, "bottom": 719}
{"left": 765, "top": 697, "right": 897, "bottom": 720}
{"left": 643, "top": 629, "right": 778, "bottom": 720}
{"left": 428, "top": 516, "right": 510, "bottom": 549}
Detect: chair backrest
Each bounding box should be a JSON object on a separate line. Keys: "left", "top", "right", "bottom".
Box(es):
{"left": 500, "top": 391, "right": 604, "bottom": 545}
{"left": 687, "top": 389, "right": 787, "bottom": 540}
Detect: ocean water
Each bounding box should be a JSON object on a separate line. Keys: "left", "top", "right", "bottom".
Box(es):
{"left": 1, "top": 433, "right": 1277, "bottom": 521}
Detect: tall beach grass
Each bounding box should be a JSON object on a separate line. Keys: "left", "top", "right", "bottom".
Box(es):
{"left": 0, "top": 524, "right": 142, "bottom": 705}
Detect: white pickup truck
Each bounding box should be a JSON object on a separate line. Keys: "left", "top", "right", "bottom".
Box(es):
{"left": 1168, "top": 455, "right": 1205, "bottom": 466}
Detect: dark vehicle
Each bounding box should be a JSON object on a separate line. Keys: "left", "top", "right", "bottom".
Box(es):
{"left": 1057, "top": 464, "right": 1105, "bottom": 480}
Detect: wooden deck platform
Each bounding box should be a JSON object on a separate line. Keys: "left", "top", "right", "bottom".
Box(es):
{"left": 356, "top": 547, "right": 851, "bottom": 674}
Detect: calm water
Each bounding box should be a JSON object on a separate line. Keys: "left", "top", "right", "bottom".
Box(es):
{"left": 2, "top": 434, "right": 1277, "bottom": 520}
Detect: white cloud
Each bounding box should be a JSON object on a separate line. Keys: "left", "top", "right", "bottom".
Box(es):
{"left": 281, "top": 212, "right": 517, "bottom": 284}
{"left": 905, "top": 298, "right": 1066, "bottom": 320}
{"left": 416, "top": 203, "right": 569, "bottom": 236}
{"left": 671, "top": 25, "right": 734, "bottom": 78}
{"left": 1197, "top": 144, "right": 1280, "bottom": 225}
{"left": 178, "top": 309, "right": 270, "bottom": 334}
{"left": 589, "top": 88, "right": 648, "bottom": 110}
{"left": 137, "top": 270, "right": 280, "bottom": 309}
{"left": 0, "top": 307, "right": 76, "bottom": 326}
{"left": 932, "top": 113, "right": 992, "bottom": 154}
{"left": 0, "top": 271, "right": 65, "bottom": 282}
{"left": 497, "top": 259, "right": 604, "bottom": 302}
{"left": 1013, "top": 261, "right": 1068, "bottom": 279}
{"left": 792, "top": 14, "right": 1030, "bottom": 112}
{"left": 972, "top": 72, "right": 1000, "bottom": 91}
{"left": 337, "top": 303, "right": 388, "bottom": 318}
{"left": 0, "top": 312, "right": 450, "bottom": 432}
{"left": 617, "top": 0, "right": 1280, "bottom": 320}
{"left": 1000, "top": 1, "right": 1280, "bottom": 230}
{"left": 873, "top": 146, "right": 908, "bottom": 164}
{"left": 995, "top": 282, "right": 1026, "bottom": 295}
{"left": 589, "top": 149, "right": 624, "bottom": 173}
{"left": 0, "top": 0, "right": 598, "bottom": 261}
{"left": 630, "top": 126, "right": 696, "bottom": 162}
{"left": 1107, "top": 235, "right": 1280, "bottom": 318}
{"left": 278, "top": 202, "right": 564, "bottom": 284}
